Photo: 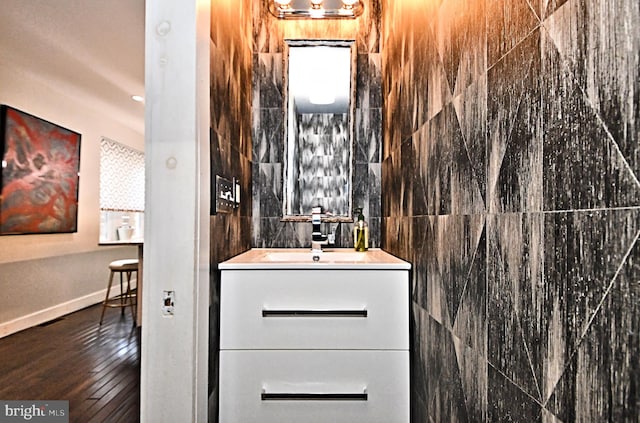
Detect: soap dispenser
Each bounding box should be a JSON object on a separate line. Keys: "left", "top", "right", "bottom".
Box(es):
{"left": 353, "top": 207, "right": 368, "bottom": 252}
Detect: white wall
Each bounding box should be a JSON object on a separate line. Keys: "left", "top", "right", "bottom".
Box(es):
{"left": 0, "top": 60, "right": 143, "bottom": 335}
{"left": 140, "top": 0, "right": 210, "bottom": 420}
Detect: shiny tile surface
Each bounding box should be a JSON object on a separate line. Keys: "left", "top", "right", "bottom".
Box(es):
{"left": 381, "top": 0, "right": 640, "bottom": 421}
{"left": 209, "top": 1, "right": 254, "bottom": 420}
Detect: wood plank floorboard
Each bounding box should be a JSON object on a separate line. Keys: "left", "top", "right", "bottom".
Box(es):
{"left": 0, "top": 304, "right": 140, "bottom": 422}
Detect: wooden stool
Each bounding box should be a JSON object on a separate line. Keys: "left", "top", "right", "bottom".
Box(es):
{"left": 99, "top": 259, "right": 138, "bottom": 325}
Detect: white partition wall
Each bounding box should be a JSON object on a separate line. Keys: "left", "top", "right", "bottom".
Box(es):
{"left": 141, "top": 0, "right": 211, "bottom": 421}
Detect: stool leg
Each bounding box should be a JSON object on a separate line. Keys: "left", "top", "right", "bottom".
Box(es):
{"left": 125, "top": 270, "right": 136, "bottom": 324}
{"left": 119, "top": 271, "right": 126, "bottom": 316}
{"left": 130, "top": 270, "right": 138, "bottom": 324}
{"left": 100, "top": 270, "right": 115, "bottom": 325}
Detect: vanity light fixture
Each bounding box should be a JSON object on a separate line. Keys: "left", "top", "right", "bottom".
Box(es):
{"left": 269, "top": 0, "right": 364, "bottom": 19}
{"left": 274, "top": 0, "right": 292, "bottom": 7}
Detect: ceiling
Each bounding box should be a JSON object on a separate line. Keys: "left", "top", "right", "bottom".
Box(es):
{"left": 0, "top": 0, "right": 146, "bottom": 135}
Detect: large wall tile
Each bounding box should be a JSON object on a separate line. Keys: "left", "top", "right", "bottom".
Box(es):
{"left": 487, "top": 30, "right": 543, "bottom": 214}
{"left": 399, "top": 139, "right": 414, "bottom": 216}
{"left": 253, "top": 53, "right": 283, "bottom": 109}
{"left": 545, "top": 228, "right": 640, "bottom": 421}
{"left": 411, "top": 303, "right": 430, "bottom": 406}
{"left": 252, "top": 0, "right": 282, "bottom": 53}
{"left": 454, "top": 335, "right": 488, "bottom": 422}
{"left": 451, "top": 221, "right": 487, "bottom": 351}
{"left": 545, "top": 0, "right": 640, "bottom": 181}
{"left": 452, "top": 75, "right": 488, "bottom": 208}
{"left": 411, "top": 216, "right": 431, "bottom": 308}
{"left": 541, "top": 209, "right": 640, "bottom": 398}
{"left": 382, "top": 141, "right": 413, "bottom": 218}
{"left": 486, "top": 0, "right": 541, "bottom": 67}
{"left": 435, "top": 0, "right": 486, "bottom": 97}
{"left": 488, "top": 364, "right": 543, "bottom": 422}
{"left": 381, "top": 151, "right": 401, "bottom": 218}
{"left": 382, "top": 0, "right": 640, "bottom": 421}
{"left": 357, "top": 54, "right": 383, "bottom": 109}
{"left": 487, "top": 212, "right": 545, "bottom": 402}
{"left": 256, "top": 163, "right": 282, "bottom": 217}
{"left": 542, "top": 0, "right": 570, "bottom": 18}
{"left": 541, "top": 28, "right": 640, "bottom": 211}
{"left": 411, "top": 391, "right": 429, "bottom": 423}
{"left": 422, "top": 308, "right": 471, "bottom": 422}
{"left": 355, "top": 108, "right": 382, "bottom": 164}
{"left": 414, "top": 104, "right": 485, "bottom": 216}
{"left": 253, "top": 108, "right": 284, "bottom": 164}
{"left": 382, "top": 216, "right": 411, "bottom": 262}
{"left": 432, "top": 214, "right": 486, "bottom": 329}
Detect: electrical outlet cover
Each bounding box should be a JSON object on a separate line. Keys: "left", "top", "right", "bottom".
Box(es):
{"left": 162, "top": 290, "right": 175, "bottom": 316}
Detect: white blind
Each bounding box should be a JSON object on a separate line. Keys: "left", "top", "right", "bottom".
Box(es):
{"left": 100, "top": 137, "right": 145, "bottom": 212}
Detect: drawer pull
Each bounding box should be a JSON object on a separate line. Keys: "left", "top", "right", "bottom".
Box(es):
{"left": 262, "top": 309, "right": 368, "bottom": 318}
{"left": 261, "top": 391, "right": 368, "bottom": 401}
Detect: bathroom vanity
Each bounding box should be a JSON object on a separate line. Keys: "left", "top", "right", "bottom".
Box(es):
{"left": 218, "top": 248, "right": 410, "bottom": 423}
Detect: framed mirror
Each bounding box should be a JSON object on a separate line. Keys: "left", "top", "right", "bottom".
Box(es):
{"left": 282, "top": 40, "right": 356, "bottom": 221}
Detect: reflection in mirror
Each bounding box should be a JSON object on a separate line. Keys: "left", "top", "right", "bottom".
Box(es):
{"left": 283, "top": 40, "right": 355, "bottom": 220}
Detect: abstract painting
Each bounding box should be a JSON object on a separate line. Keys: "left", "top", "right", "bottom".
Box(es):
{"left": 0, "top": 106, "right": 81, "bottom": 234}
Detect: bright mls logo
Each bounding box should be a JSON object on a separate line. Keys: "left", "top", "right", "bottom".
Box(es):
{"left": 0, "top": 401, "right": 68, "bottom": 423}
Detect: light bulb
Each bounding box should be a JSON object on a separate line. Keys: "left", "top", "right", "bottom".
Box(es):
{"left": 340, "top": 0, "right": 358, "bottom": 15}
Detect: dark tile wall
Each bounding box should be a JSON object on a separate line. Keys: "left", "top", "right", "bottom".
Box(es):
{"left": 252, "top": 0, "right": 382, "bottom": 248}
{"left": 208, "top": 0, "right": 254, "bottom": 420}
{"left": 381, "top": 0, "right": 640, "bottom": 421}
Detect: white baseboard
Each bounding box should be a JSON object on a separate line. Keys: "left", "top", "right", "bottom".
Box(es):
{"left": 0, "top": 280, "right": 136, "bottom": 339}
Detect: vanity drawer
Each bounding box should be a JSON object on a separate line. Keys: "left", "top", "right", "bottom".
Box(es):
{"left": 220, "top": 269, "right": 409, "bottom": 350}
{"left": 219, "top": 350, "right": 409, "bottom": 423}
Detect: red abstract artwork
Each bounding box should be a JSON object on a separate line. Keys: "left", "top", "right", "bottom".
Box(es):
{"left": 0, "top": 106, "right": 81, "bottom": 234}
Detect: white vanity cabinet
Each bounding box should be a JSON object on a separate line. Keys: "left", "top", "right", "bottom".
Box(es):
{"left": 218, "top": 249, "right": 410, "bottom": 423}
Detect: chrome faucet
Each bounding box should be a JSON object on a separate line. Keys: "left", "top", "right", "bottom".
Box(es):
{"left": 311, "top": 207, "right": 328, "bottom": 258}
{"left": 311, "top": 207, "right": 341, "bottom": 260}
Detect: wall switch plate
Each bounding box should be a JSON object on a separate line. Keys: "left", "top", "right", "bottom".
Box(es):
{"left": 215, "top": 175, "right": 234, "bottom": 213}
{"left": 234, "top": 180, "right": 240, "bottom": 204}
{"left": 162, "top": 290, "right": 175, "bottom": 316}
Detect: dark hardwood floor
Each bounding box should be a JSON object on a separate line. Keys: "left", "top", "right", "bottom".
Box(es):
{"left": 0, "top": 304, "right": 140, "bottom": 422}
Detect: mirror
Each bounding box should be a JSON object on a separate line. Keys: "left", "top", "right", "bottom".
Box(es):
{"left": 282, "top": 40, "right": 356, "bottom": 221}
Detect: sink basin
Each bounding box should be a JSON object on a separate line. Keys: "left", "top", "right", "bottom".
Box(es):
{"left": 219, "top": 248, "right": 411, "bottom": 270}
{"left": 264, "top": 250, "right": 367, "bottom": 263}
